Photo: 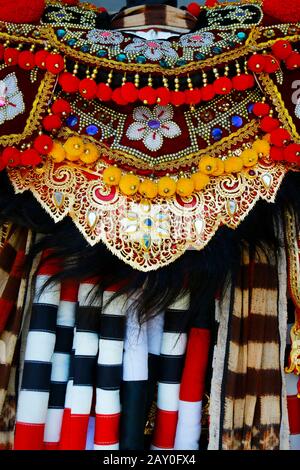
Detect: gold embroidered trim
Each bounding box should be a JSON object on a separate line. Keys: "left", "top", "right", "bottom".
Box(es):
{"left": 8, "top": 158, "right": 288, "bottom": 271}
{"left": 59, "top": 120, "right": 259, "bottom": 171}
{"left": 0, "top": 72, "right": 56, "bottom": 147}
{"left": 284, "top": 207, "right": 300, "bottom": 308}
{"left": 259, "top": 74, "right": 300, "bottom": 142}
{"left": 0, "top": 30, "right": 46, "bottom": 46}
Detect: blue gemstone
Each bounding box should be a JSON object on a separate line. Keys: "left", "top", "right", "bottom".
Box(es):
{"left": 144, "top": 218, "right": 153, "bottom": 227}
{"left": 212, "top": 47, "right": 222, "bottom": 54}
{"left": 57, "top": 13, "right": 65, "bottom": 18}
{"left": 67, "top": 39, "right": 77, "bottom": 47}
{"left": 66, "top": 115, "right": 79, "bottom": 127}
{"left": 212, "top": 128, "right": 223, "bottom": 141}
{"left": 195, "top": 52, "right": 205, "bottom": 60}
{"left": 116, "top": 53, "right": 127, "bottom": 62}
{"left": 56, "top": 29, "right": 66, "bottom": 39}
{"left": 136, "top": 55, "right": 146, "bottom": 64}
{"left": 143, "top": 234, "right": 151, "bottom": 249}
{"left": 247, "top": 103, "right": 254, "bottom": 113}
{"left": 81, "top": 44, "right": 91, "bottom": 53}
{"left": 237, "top": 32, "right": 247, "bottom": 40}
{"left": 148, "top": 119, "right": 160, "bottom": 130}
{"left": 227, "top": 41, "right": 236, "bottom": 48}
{"left": 231, "top": 115, "right": 243, "bottom": 128}
{"left": 159, "top": 59, "right": 169, "bottom": 68}
{"left": 176, "top": 59, "right": 187, "bottom": 66}
{"left": 96, "top": 49, "right": 107, "bottom": 58}
{"left": 86, "top": 125, "right": 99, "bottom": 136}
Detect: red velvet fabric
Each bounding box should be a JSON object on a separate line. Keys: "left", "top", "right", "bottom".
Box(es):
{"left": 263, "top": 0, "right": 300, "bottom": 24}
{"left": 0, "top": 0, "right": 45, "bottom": 23}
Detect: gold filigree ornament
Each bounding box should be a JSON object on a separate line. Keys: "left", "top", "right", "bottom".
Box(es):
{"left": 8, "top": 156, "right": 288, "bottom": 271}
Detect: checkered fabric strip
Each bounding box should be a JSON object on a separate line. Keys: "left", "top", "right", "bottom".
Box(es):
{"left": 43, "top": 281, "right": 79, "bottom": 450}
{"left": 151, "top": 294, "right": 189, "bottom": 450}
{"left": 94, "top": 286, "right": 126, "bottom": 450}
{"left": 14, "top": 256, "right": 61, "bottom": 450}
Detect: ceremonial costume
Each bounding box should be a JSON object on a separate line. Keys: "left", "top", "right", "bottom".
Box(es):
{"left": 0, "top": 0, "right": 299, "bottom": 451}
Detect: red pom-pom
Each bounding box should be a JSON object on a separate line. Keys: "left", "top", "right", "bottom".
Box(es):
{"left": 97, "top": 83, "right": 112, "bottom": 102}
{"left": 98, "top": 7, "right": 107, "bottom": 13}
{"left": 0, "top": 0, "right": 45, "bottom": 24}
{"left": 201, "top": 84, "right": 215, "bottom": 101}
{"left": 263, "top": 0, "right": 300, "bottom": 23}
{"left": 206, "top": 0, "right": 218, "bottom": 6}
{"left": 51, "top": 98, "right": 71, "bottom": 116}
{"left": 59, "top": 72, "right": 80, "bottom": 94}
{"left": 33, "top": 134, "right": 53, "bottom": 155}
{"left": 46, "top": 53, "right": 65, "bottom": 74}
{"left": 187, "top": 2, "right": 201, "bottom": 17}
{"left": 263, "top": 55, "right": 280, "bottom": 74}
{"left": 283, "top": 143, "right": 300, "bottom": 164}
{"left": 270, "top": 146, "right": 284, "bottom": 162}
{"left": 4, "top": 48, "right": 19, "bottom": 66}
{"left": 156, "top": 87, "right": 171, "bottom": 106}
{"left": 260, "top": 116, "right": 280, "bottom": 133}
{"left": 42, "top": 114, "right": 62, "bottom": 132}
{"left": 112, "top": 88, "right": 128, "bottom": 106}
{"left": 253, "top": 102, "right": 271, "bottom": 117}
{"left": 270, "top": 128, "right": 291, "bottom": 147}
{"left": 272, "top": 40, "right": 293, "bottom": 60}
{"left": 185, "top": 88, "right": 202, "bottom": 105}
{"left": 20, "top": 148, "right": 42, "bottom": 167}
{"left": 2, "top": 147, "right": 21, "bottom": 167}
{"left": 232, "top": 74, "right": 255, "bottom": 91}
{"left": 121, "top": 82, "right": 138, "bottom": 103}
{"left": 247, "top": 54, "right": 266, "bottom": 73}
{"left": 285, "top": 51, "right": 300, "bottom": 70}
{"left": 35, "top": 50, "right": 49, "bottom": 69}
{"left": 213, "top": 77, "right": 232, "bottom": 95}
{"left": 79, "top": 78, "right": 97, "bottom": 100}
{"left": 170, "top": 91, "right": 186, "bottom": 107}
{"left": 138, "top": 86, "right": 157, "bottom": 105}
{"left": 18, "top": 50, "right": 35, "bottom": 70}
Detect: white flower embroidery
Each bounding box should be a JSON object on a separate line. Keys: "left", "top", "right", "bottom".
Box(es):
{"left": 295, "top": 98, "right": 300, "bottom": 119}
{"left": 86, "top": 29, "right": 124, "bottom": 45}
{"left": 179, "top": 31, "right": 215, "bottom": 48}
{"left": 126, "top": 105, "right": 181, "bottom": 152}
{"left": 124, "top": 37, "right": 178, "bottom": 63}
{"left": 0, "top": 73, "right": 25, "bottom": 126}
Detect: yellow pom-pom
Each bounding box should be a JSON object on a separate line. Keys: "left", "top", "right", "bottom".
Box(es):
{"left": 212, "top": 159, "right": 225, "bottom": 176}
{"left": 252, "top": 139, "right": 270, "bottom": 158}
{"left": 139, "top": 179, "right": 158, "bottom": 199}
{"left": 158, "top": 176, "right": 177, "bottom": 198}
{"left": 224, "top": 156, "right": 243, "bottom": 173}
{"left": 103, "top": 166, "right": 122, "bottom": 186}
{"left": 191, "top": 172, "right": 210, "bottom": 191}
{"left": 49, "top": 142, "right": 66, "bottom": 163}
{"left": 80, "top": 143, "right": 99, "bottom": 164}
{"left": 119, "top": 174, "right": 140, "bottom": 196}
{"left": 241, "top": 149, "right": 258, "bottom": 167}
{"left": 176, "top": 178, "right": 195, "bottom": 197}
{"left": 198, "top": 155, "right": 217, "bottom": 175}
{"left": 64, "top": 137, "right": 84, "bottom": 161}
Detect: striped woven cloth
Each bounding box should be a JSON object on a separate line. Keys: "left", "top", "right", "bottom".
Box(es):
{"left": 0, "top": 225, "right": 36, "bottom": 450}
{"left": 209, "top": 246, "right": 288, "bottom": 450}
{"left": 14, "top": 255, "right": 212, "bottom": 450}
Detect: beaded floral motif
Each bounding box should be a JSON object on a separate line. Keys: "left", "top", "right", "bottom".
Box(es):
{"left": 179, "top": 32, "right": 215, "bottom": 49}
{"left": 86, "top": 29, "right": 124, "bottom": 45}
{"left": 124, "top": 38, "right": 178, "bottom": 64}
{"left": 0, "top": 73, "right": 25, "bottom": 126}
{"left": 126, "top": 106, "right": 181, "bottom": 152}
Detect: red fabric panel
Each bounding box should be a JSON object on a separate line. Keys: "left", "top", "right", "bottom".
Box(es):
{"left": 152, "top": 409, "right": 178, "bottom": 449}
{"left": 59, "top": 410, "right": 89, "bottom": 450}
{"left": 287, "top": 395, "right": 300, "bottom": 434}
{"left": 180, "top": 328, "right": 211, "bottom": 402}
{"left": 0, "top": 298, "right": 15, "bottom": 331}
{"left": 60, "top": 281, "right": 80, "bottom": 302}
{"left": 37, "top": 251, "right": 62, "bottom": 276}
{"left": 14, "top": 422, "right": 45, "bottom": 450}
{"left": 44, "top": 442, "right": 59, "bottom": 450}
{"left": 94, "top": 413, "right": 120, "bottom": 446}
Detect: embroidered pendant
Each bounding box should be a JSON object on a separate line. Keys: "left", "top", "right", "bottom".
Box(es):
{"left": 0, "top": 73, "right": 25, "bottom": 126}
